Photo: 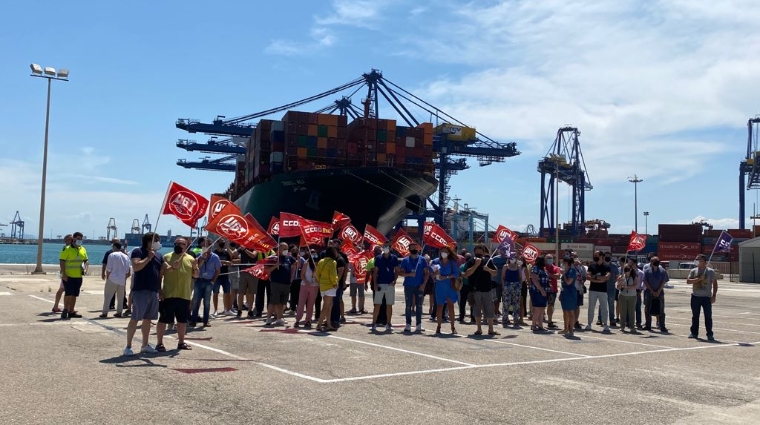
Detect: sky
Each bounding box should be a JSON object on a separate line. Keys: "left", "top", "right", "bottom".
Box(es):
{"left": 1, "top": 0, "right": 760, "bottom": 240}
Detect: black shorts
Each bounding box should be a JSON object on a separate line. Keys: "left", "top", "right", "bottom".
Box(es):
{"left": 63, "top": 277, "right": 83, "bottom": 297}
{"left": 158, "top": 298, "right": 191, "bottom": 324}
{"left": 547, "top": 292, "right": 557, "bottom": 306}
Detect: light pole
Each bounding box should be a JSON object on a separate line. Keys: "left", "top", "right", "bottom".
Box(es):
{"left": 628, "top": 175, "right": 643, "bottom": 233}
{"left": 643, "top": 211, "right": 649, "bottom": 235}
{"left": 30, "top": 64, "right": 69, "bottom": 274}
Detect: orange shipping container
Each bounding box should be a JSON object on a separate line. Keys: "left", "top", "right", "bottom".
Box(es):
{"left": 318, "top": 114, "right": 330, "bottom": 125}
{"left": 418, "top": 122, "right": 433, "bottom": 135}
{"left": 297, "top": 147, "right": 308, "bottom": 157}
{"left": 317, "top": 138, "right": 328, "bottom": 149}
{"left": 387, "top": 120, "right": 396, "bottom": 136}
{"left": 328, "top": 126, "right": 338, "bottom": 138}
{"left": 377, "top": 153, "right": 387, "bottom": 163}
{"left": 387, "top": 142, "right": 396, "bottom": 153}
{"left": 328, "top": 114, "right": 339, "bottom": 127}
{"left": 308, "top": 125, "right": 318, "bottom": 137}
{"left": 423, "top": 134, "right": 433, "bottom": 146}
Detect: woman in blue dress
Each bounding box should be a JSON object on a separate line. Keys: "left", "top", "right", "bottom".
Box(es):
{"left": 559, "top": 257, "right": 578, "bottom": 336}
{"left": 433, "top": 246, "right": 460, "bottom": 335}
{"left": 529, "top": 256, "right": 551, "bottom": 332}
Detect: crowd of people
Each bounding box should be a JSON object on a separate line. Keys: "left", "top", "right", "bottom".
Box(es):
{"left": 53, "top": 231, "right": 721, "bottom": 356}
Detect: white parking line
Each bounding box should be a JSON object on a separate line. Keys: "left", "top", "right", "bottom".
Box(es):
{"left": 29, "top": 295, "right": 53, "bottom": 304}
{"left": 477, "top": 338, "right": 591, "bottom": 357}
{"left": 665, "top": 322, "right": 760, "bottom": 336}
{"left": 320, "top": 333, "right": 476, "bottom": 366}
{"left": 578, "top": 334, "right": 674, "bottom": 349}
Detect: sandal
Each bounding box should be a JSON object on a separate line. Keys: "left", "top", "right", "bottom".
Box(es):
{"left": 155, "top": 344, "right": 166, "bottom": 352}
{"left": 474, "top": 330, "right": 483, "bottom": 335}
{"left": 451, "top": 328, "right": 457, "bottom": 335}
{"left": 488, "top": 331, "right": 500, "bottom": 336}
{"left": 177, "top": 342, "right": 192, "bottom": 350}
{"left": 435, "top": 326, "right": 441, "bottom": 334}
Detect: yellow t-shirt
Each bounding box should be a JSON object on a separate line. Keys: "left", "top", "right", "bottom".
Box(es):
{"left": 316, "top": 257, "right": 338, "bottom": 292}
{"left": 59, "top": 246, "right": 88, "bottom": 278}
{"left": 162, "top": 253, "right": 194, "bottom": 300}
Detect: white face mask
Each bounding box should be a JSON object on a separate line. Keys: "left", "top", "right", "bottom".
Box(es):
{"left": 440, "top": 252, "right": 448, "bottom": 259}
{"left": 509, "top": 258, "right": 516, "bottom": 264}
{"left": 382, "top": 247, "right": 390, "bottom": 254}
{"left": 152, "top": 241, "right": 162, "bottom": 251}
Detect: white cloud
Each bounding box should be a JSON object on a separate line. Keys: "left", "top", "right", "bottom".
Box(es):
{"left": 398, "top": 0, "right": 760, "bottom": 188}
{"left": 314, "top": 0, "right": 395, "bottom": 29}
{"left": 688, "top": 216, "right": 745, "bottom": 230}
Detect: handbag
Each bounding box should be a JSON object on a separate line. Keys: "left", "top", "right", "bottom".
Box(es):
{"left": 453, "top": 277, "right": 463, "bottom": 291}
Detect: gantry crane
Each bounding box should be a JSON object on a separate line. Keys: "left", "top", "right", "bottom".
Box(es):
{"left": 739, "top": 117, "right": 760, "bottom": 229}
{"left": 142, "top": 214, "right": 152, "bottom": 233}
{"left": 130, "top": 219, "right": 141, "bottom": 234}
{"left": 10, "top": 211, "right": 24, "bottom": 240}
{"left": 175, "top": 69, "right": 520, "bottom": 230}
{"left": 107, "top": 218, "right": 117, "bottom": 240}
{"left": 538, "top": 127, "right": 592, "bottom": 237}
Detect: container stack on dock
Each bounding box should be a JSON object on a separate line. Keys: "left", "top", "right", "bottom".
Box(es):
{"left": 242, "top": 111, "right": 435, "bottom": 190}
{"left": 657, "top": 224, "right": 703, "bottom": 261}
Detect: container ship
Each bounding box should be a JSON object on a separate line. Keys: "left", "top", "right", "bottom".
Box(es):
{"left": 227, "top": 111, "right": 438, "bottom": 235}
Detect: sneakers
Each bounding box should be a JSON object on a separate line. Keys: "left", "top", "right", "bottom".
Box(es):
{"left": 404, "top": 324, "right": 412, "bottom": 332}
{"left": 385, "top": 324, "right": 392, "bottom": 332}
{"left": 236, "top": 310, "right": 242, "bottom": 319}
{"left": 212, "top": 311, "right": 219, "bottom": 318}
{"left": 371, "top": 324, "right": 377, "bottom": 332}
{"left": 415, "top": 324, "right": 424, "bottom": 333}
{"left": 247, "top": 310, "right": 255, "bottom": 318}
{"left": 707, "top": 335, "right": 716, "bottom": 342}
{"left": 688, "top": 333, "right": 697, "bottom": 339}
{"left": 98, "top": 313, "right": 107, "bottom": 319}
{"left": 274, "top": 319, "right": 286, "bottom": 326}
{"left": 348, "top": 308, "right": 358, "bottom": 314}
{"left": 123, "top": 347, "right": 135, "bottom": 356}
{"left": 264, "top": 318, "right": 272, "bottom": 326}
{"left": 69, "top": 312, "right": 82, "bottom": 318}
{"left": 140, "top": 345, "right": 158, "bottom": 354}
{"left": 602, "top": 326, "right": 611, "bottom": 334}
{"left": 584, "top": 324, "right": 592, "bottom": 331}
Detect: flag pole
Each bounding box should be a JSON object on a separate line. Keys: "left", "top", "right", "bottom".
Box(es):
{"left": 707, "top": 231, "right": 721, "bottom": 267}
{"left": 154, "top": 181, "right": 173, "bottom": 235}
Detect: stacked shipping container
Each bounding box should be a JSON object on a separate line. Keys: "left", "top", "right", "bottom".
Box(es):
{"left": 243, "top": 111, "right": 435, "bottom": 186}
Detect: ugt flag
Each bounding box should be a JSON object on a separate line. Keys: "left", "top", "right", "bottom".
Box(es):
{"left": 161, "top": 182, "right": 209, "bottom": 228}
{"left": 714, "top": 230, "right": 733, "bottom": 253}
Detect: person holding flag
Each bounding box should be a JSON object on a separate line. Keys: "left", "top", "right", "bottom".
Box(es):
{"left": 686, "top": 254, "right": 718, "bottom": 341}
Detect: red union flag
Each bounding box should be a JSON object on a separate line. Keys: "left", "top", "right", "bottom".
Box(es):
{"left": 522, "top": 243, "right": 542, "bottom": 263}
{"left": 363, "top": 224, "right": 388, "bottom": 248}
{"left": 391, "top": 228, "right": 416, "bottom": 257}
{"left": 341, "top": 239, "right": 360, "bottom": 256}
{"left": 244, "top": 213, "right": 277, "bottom": 252}
{"left": 300, "top": 219, "right": 333, "bottom": 245}
{"left": 339, "top": 224, "right": 363, "bottom": 246}
{"left": 208, "top": 194, "right": 231, "bottom": 221}
{"left": 423, "top": 222, "right": 456, "bottom": 249}
{"left": 492, "top": 225, "right": 518, "bottom": 244}
{"left": 279, "top": 212, "right": 304, "bottom": 238}
{"left": 348, "top": 250, "right": 372, "bottom": 284}
{"left": 242, "top": 264, "right": 270, "bottom": 281}
{"left": 267, "top": 217, "right": 279, "bottom": 236}
{"left": 161, "top": 182, "right": 209, "bottom": 228}
{"left": 332, "top": 211, "right": 351, "bottom": 230}
{"left": 627, "top": 231, "right": 647, "bottom": 252}
{"left": 206, "top": 204, "right": 276, "bottom": 252}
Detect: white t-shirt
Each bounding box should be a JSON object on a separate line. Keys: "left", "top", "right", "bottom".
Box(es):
{"left": 106, "top": 251, "right": 131, "bottom": 285}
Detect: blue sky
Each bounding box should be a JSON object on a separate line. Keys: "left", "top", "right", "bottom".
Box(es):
{"left": 1, "top": 0, "right": 759, "bottom": 240}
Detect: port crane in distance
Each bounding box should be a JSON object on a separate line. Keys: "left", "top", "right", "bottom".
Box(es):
{"left": 538, "top": 127, "right": 592, "bottom": 237}
{"left": 739, "top": 116, "right": 760, "bottom": 229}
{"left": 175, "top": 69, "right": 520, "bottom": 232}
{"left": 10, "top": 211, "right": 24, "bottom": 239}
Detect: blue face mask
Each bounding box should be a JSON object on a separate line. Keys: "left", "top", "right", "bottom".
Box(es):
{"left": 546, "top": 259, "right": 554, "bottom": 265}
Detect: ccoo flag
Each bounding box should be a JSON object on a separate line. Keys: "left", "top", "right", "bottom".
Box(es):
{"left": 713, "top": 230, "right": 733, "bottom": 254}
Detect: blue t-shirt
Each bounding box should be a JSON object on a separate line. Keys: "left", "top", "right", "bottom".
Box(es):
{"left": 198, "top": 252, "right": 221, "bottom": 281}
{"left": 400, "top": 255, "right": 428, "bottom": 287}
{"left": 562, "top": 267, "right": 578, "bottom": 291}
{"left": 269, "top": 255, "right": 293, "bottom": 284}
{"left": 606, "top": 263, "right": 620, "bottom": 291}
{"left": 131, "top": 247, "right": 164, "bottom": 292}
{"left": 374, "top": 254, "right": 399, "bottom": 284}
{"left": 491, "top": 255, "right": 508, "bottom": 283}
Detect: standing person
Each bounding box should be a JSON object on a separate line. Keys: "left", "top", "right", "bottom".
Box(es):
{"left": 155, "top": 237, "right": 198, "bottom": 352}
{"left": 266, "top": 243, "right": 293, "bottom": 326}
{"left": 295, "top": 253, "right": 320, "bottom": 328}
{"left": 228, "top": 242, "right": 241, "bottom": 312}
{"left": 433, "top": 246, "right": 460, "bottom": 334}
{"left": 529, "top": 256, "right": 551, "bottom": 333}
{"left": 586, "top": 250, "right": 611, "bottom": 333}
{"left": 189, "top": 239, "right": 220, "bottom": 328}
{"left": 58, "top": 232, "right": 88, "bottom": 320}
{"left": 400, "top": 242, "right": 429, "bottom": 333}
{"left": 501, "top": 256, "right": 523, "bottom": 328}
{"left": 100, "top": 241, "right": 131, "bottom": 318}
{"left": 52, "top": 234, "right": 73, "bottom": 313}
{"left": 573, "top": 257, "right": 587, "bottom": 330}
{"left": 490, "top": 248, "right": 509, "bottom": 318}
{"left": 635, "top": 258, "right": 645, "bottom": 330}
{"left": 315, "top": 247, "right": 339, "bottom": 331}
{"left": 212, "top": 239, "right": 234, "bottom": 317}
{"left": 370, "top": 242, "right": 399, "bottom": 332}
{"left": 687, "top": 254, "right": 718, "bottom": 341}
{"left": 288, "top": 247, "right": 306, "bottom": 314}
{"left": 520, "top": 258, "right": 530, "bottom": 321}
{"left": 642, "top": 256, "right": 669, "bottom": 333}
{"left": 330, "top": 240, "right": 348, "bottom": 328}
{"left": 254, "top": 248, "right": 276, "bottom": 318}
{"left": 544, "top": 254, "right": 562, "bottom": 329}
{"left": 348, "top": 253, "right": 368, "bottom": 315}
{"left": 464, "top": 245, "right": 498, "bottom": 336}
{"left": 558, "top": 257, "right": 578, "bottom": 336}
{"left": 458, "top": 253, "right": 474, "bottom": 324}
{"left": 236, "top": 245, "right": 259, "bottom": 319}
{"left": 364, "top": 246, "right": 382, "bottom": 321}
{"left": 599, "top": 252, "right": 620, "bottom": 327}
{"left": 617, "top": 259, "right": 639, "bottom": 333}
{"left": 124, "top": 232, "right": 163, "bottom": 355}
{"left": 102, "top": 237, "right": 128, "bottom": 312}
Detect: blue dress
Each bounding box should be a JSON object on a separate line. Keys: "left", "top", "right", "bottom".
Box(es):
{"left": 530, "top": 266, "right": 550, "bottom": 308}
{"left": 560, "top": 267, "right": 579, "bottom": 311}
{"left": 434, "top": 259, "right": 459, "bottom": 305}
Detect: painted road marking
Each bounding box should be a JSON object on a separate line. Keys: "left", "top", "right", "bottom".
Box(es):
{"left": 0, "top": 292, "right": 13, "bottom": 296}
{"left": 317, "top": 333, "right": 476, "bottom": 366}
{"left": 577, "top": 334, "right": 676, "bottom": 349}
{"left": 174, "top": 367, "right": 238, "bottom": 374}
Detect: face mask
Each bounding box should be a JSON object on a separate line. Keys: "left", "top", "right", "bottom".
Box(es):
{"left": 546, "top": 259, "right": 554, "bottom": 265}
{"left": 652, "top": 261, "right": 660, "bottom": 267}
{"left": 604, "top": 257, "right": 611, "bottom": 262}
{"left": 201, "top": 246, "right": 209, "bottom": 254}
{"left": 312, "top": 255, "right": 319, "bottom": 261}
{"left": 509, "top": 258, "right": 516, "bottom": 264}
{"left": 440, "top": 252, "right": 448, "bottom": 259}
{"left": 152, "top": 241, "right": 162, "bottom": 251}
{"left": 517, "top": 260, "right": 523, "bottom": 266}
{"left": 409, "top": 249, "right": 418, "bottom": 256}
{"left": 173, "top": 245, "right": 183, "bottom": 254}
{"left": 75, "top": 239, "right": 83, "bottom": 246}
{"left": 593, "top": 256, "right": 600, "bottom": 262}
{"left": 382, "top": 247, "right": 390, "bottom": 254}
